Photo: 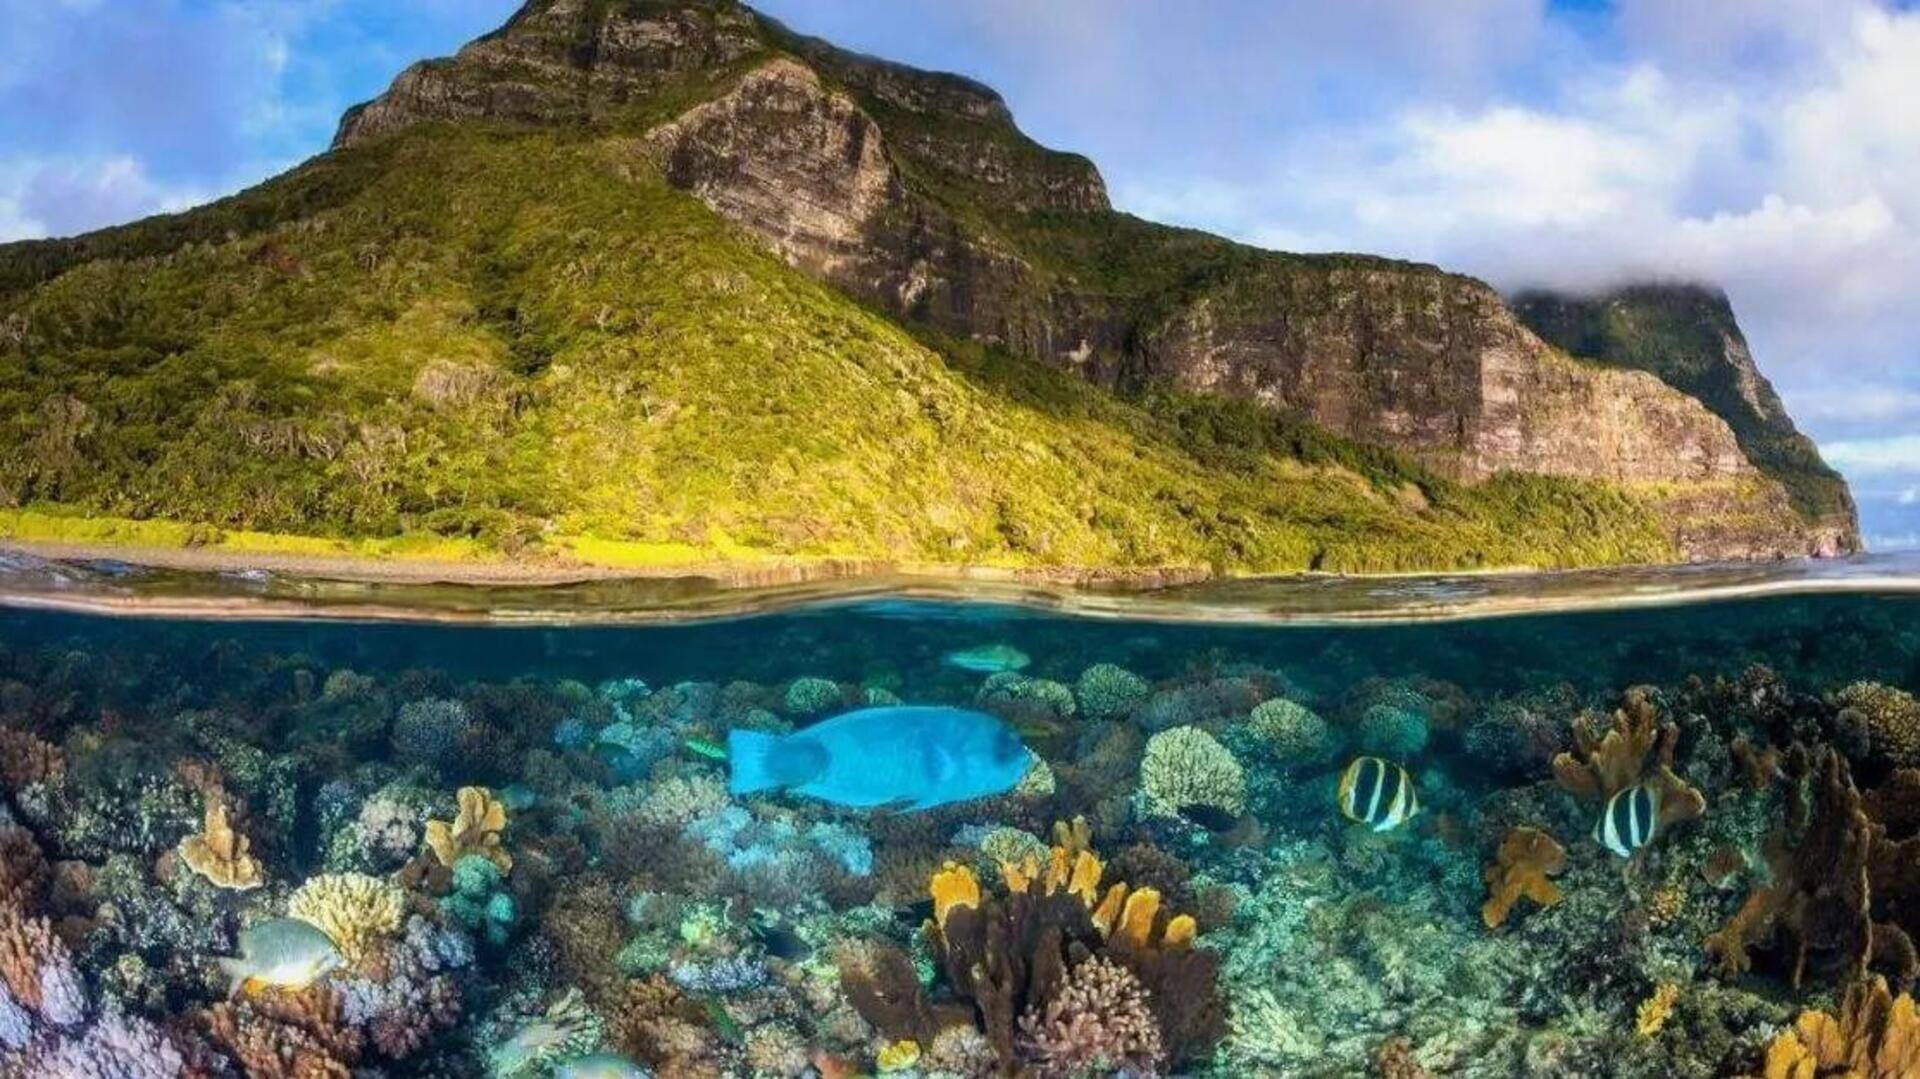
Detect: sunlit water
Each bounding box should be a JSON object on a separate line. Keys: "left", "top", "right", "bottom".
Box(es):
{"left": 2, "top": 556, "right": 1918, "bottom": 1077}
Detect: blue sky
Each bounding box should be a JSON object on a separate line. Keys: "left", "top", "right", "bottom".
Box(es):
{"left": 5, "top": 0, "right": 1919, "bottom": 546}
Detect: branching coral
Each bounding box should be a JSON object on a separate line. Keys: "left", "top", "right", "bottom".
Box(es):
{"left": 0, "top": 826, "right": 48, "bottom": 909}
{"left": 1075, "top": 664, "right": 1149, "bottom": 721}
{"left": 200, "top": 985, "right": 364, "bottom": 1079}
{"left": 1836, "top": 682, "right": 1920, "bottom": 767}
{"left": 287, "top": 872, "right": 406, "bottom": 964}
{"left": 1758, "top": 975, "right": 1920, "bottom": 1078}
{"left": 1245, "top": 698, "right": 1335, "bottom": 769}
{"left": 0, "top": 904, "right": 85, "bottom": 1027}
{"left": 1137, "top": 726, "right": 1245, "bottom": 821}
{"left": 0, "top": 727, "right": 63, "bottom": 789}
{"left": 1480, "top": 826, "right": 1566, "bottom": 929}
{"left": 1635, "top": 982, "right": 1680, "bottom": 1039}
{"left": 1552, "top": 688, "right": 1704, "bottom": 830}
{"left": 1016, "top": 955, "right": 1165, "bottom": 1077}
{"left": 177, "top": 794, "right": 264, "bottom": 891}
{"left": 423, "top": 785, "right": 511, "bottom": 874}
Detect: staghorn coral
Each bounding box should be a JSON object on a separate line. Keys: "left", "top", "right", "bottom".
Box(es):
{"left": 1758, "top": 974, "right": 1920, "bottom": 1078}
{"left": 1552, "top": 688, "right": 1705, "bottom": 830}
{"left": 1836, "top": 681, "right": 1920, "bottom": 767}
{"left": 287, "top": 872, "right": 406, "bottom": 964}
{"left": 0, "top": 727, "right": 63, "bottom": 789}
{"left": 1635, "top": 982, "right": 1680, "bottom": 1039}
{"left": 176, "top": 794, "right": 264, "bottom": 891}
{"left": 1481, "top": 826, "right": 1566, "bottom": 929}
{"left": 1137, "top": 726, "right": 1245, "bottom": 821}
{"left": 423, "top": 785, "right": 512, "bottom": 874}
{"left": 1017, "top": 954, "right": 1165, "bottom": 1077}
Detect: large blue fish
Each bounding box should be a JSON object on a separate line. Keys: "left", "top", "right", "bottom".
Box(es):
{"left": 728, "top": 706, "right": 1030, "bottom": 811}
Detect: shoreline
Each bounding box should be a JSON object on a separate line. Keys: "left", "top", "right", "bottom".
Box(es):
{"left": 2, "top": 537, "right": 1914, "bottom": 629}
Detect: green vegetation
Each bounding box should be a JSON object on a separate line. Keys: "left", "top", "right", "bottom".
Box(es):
{"left": 0, "top": 125, "right": 1676, "bottom": 574}
{"left": 1513, "top": 285, "right": 1854, "bottom": 526}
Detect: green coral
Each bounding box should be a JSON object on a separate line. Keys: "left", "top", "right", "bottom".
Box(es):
{"left": 1138, "top": 725, "right": 1246, "bottom": 820}
{"left": 1837, "top": 681, "right": 1920, "bottom": 766}
{"left": 782, "top": 677, "right": 843, "bottom": 716}
{"left": 1354, "top": 703, "right": 1430, "bottom": 759}
{"left": 441, "top": 853, "right": 516, "bottom": 946}
{"left": 1246, "top": 698, "right": 1335, "bottom": 768}
{"left": 1076, "top": 663, "right": 1150, "bottom": 720}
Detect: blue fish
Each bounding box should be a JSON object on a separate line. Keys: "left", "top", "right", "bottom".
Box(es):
{"left": 728, "top": 706, "right": 1030, "bottom": 811}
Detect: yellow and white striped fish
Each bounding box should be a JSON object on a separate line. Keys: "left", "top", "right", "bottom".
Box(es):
{"left": 1337, "top": 756, "right": 1420, "bottom": 833}
{"left": 1595, "top": 782, "right": 1659, "bottom": 858}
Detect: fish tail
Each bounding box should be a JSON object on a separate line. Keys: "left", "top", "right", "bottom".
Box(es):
{"left": 216, "top": 958, "right": 249, "bottom": 998}
{"left": 727, "top": 730, "right": 826, "bottom": 795}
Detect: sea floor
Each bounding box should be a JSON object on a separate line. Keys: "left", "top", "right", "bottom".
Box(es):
{"left": 0, "top": 590, "right": 1917, "bottom": 1077}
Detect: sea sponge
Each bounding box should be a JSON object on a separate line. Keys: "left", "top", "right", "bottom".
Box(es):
{"left": 177, "top": 795, "right": 264, "bottom": 891}
{"left": 1480, "top": 826, "right": 1566, "bottom": 929}
{"left": 423, "top": 786, "right": 511, "bottom": 874}
{"left": 1137, "top": 726, "right": 1245, "bottom": 821}
{"left": 1837, "top": 681, "right": 1920, "bottom": 767}
{"left": 1759, "top": 974, "right": 1919, "bottom": 1079}
{"left": 287, "top": 872, "right": 406, "bottom": 963}
{"left": 1246, "top": 698, "right": 1334, "bottom": 767}
{"left": 1076, "top": 664, "right": 1149, "bottom": 721}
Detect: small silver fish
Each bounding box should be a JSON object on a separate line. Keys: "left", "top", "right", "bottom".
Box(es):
{"left": 1337, "top": 756, "right": 1420, "bottom": 833}
{"left": 218, "top": 918, "right": 343, "bottom": 995}
{"left": 1596, "top": 782, "right": 1659, "bottom": 858}
{"left": 553, "top": 1053, "right": 651, "bottom": 1079}
{"left": 944, "top": 643, "right": 1031, "bottom": 674}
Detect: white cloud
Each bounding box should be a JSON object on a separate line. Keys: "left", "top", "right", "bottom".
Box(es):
{"left": 1822, "top": 435, "right": 1920, "bottom": 476}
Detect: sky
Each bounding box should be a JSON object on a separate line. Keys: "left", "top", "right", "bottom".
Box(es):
{"left": 4, "top": 0, "right": 1918, "bottom": 548}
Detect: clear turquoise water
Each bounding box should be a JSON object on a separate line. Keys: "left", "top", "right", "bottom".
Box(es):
{"left": 1, "top": 569, "right": 1918, "bottom": 1077}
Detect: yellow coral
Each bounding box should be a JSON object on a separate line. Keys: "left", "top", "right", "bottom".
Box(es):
{"left": 177, "top": 797, "right": 263, "bottom": 891}
{"left": 286, "top": 871, "right": 405, "bottom": 962}
{"left": 1636, "top": 982, "right": 1680, "bottom": 1039}
{"left": 876, "top": 1038, "right": 922, "bottom": 1072}
{"left": 1647, "top": 881, "right": 1687, "bottom": 929}
{"left": 1758, "top": 975, "right": 1920, "bottom": 1079}
{"left": 931, "top": 862, "right": 981, "bottom": 930}
{"left": 1138, "top": 726, "right": 1245, "bottom": 820}
{"left": 1014, "top": 757, "right": 1056, "bottom": 797}
{"left": 1837, "top": 681, "right": 1920, "bottom": 766}
{"left": 1481, "top": 826, "right": 1566, "bottom": 929}
{"left": 423, "top": 785, "right": 511, "bottom": 874}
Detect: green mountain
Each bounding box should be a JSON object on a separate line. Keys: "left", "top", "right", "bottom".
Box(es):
{"left": 0, "top": 0, "right": 1858, "bottom": 576}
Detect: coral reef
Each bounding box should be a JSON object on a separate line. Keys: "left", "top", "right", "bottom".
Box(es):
{"left": 1481, "top": 826, "right": 1567, "bottom": 929}
{"left": 1137, "top": 726, "right": 1246, "bottom": 821}
{"left": 1075, "top": 664, "right": 1150, "bottom": 721}
{"left": 176, "top": 793, "right": 264, "bottom": 891}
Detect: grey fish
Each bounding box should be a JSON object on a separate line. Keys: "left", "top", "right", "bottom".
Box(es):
{"left": 943, "top": 643, "right": 1031, "bottom": 674}
{"left": 218, "top": 917, "right": 343, "bottom": 995}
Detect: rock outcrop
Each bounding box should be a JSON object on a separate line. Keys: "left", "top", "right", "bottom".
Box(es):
{"left": 330, "top": 0, "right": 1854, "bottom": 561}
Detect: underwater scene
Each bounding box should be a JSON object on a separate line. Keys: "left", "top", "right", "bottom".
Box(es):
{"left": 2, "top": 590, "right": 1920, "bottom": 1078}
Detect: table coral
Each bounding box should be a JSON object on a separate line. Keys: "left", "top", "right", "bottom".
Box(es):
{"left": 1137, "top": 725, "right": 1246, "bottom": 821}
{"left": 176, "top": 794, "right": 264, "bottom": 891}
{"left": 1480, "top": 826, "right": 1566, "bottom": 929}
{"left": 423, "top": 785, "right": 512, "bottom": 874}
{"left": 287, "top": 872, "right": 406, "bottom": 964}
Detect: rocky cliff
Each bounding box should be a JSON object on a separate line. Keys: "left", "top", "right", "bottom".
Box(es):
{"left": 333, "top": 0, "right": 1855, "bottom": 561}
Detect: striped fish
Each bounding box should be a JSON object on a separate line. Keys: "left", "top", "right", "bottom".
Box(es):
{"left": 1595, "top": 783, "right": 1659, "bottom": 857}
{"left": 1337, "top": 756, "right": 1420, "bottom": 833}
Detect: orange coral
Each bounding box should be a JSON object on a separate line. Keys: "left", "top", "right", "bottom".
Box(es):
{"left": 1758, "top": 976, "right": 1920, "bottom": 1079}
{"left": 423, "top": 786, "right": 510, "bottom": 873}
{"left": 1551, "top": 688, "right": 1704, "bottom": 828}
{"left": 931, "top": 862, "right": 983, "bottom": 930}
{"left": 0, "top": 727, "right": 63, "bottom": 789}
{"left": 1481, "top": 826, "right": 1566, "bottom": 929}
{"left": 200, "top": 985, "right": 364, "bottom": 1079}
{"left": 177, "top": 795, "right": 265, "bottom": 891}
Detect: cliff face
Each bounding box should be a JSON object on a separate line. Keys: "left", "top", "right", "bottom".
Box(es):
{"left": 332, "top": 0, "right": 1853, "bottom": 561}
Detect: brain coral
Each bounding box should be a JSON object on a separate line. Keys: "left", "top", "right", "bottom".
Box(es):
{"left": 1837, "top": 681, "right": 1920, "bottom": 766}
{"left": 1138, "top": 726, "right": 1246, "bottom": 820}
{"left": 287, "top": 872, "right": 406, "bottom": 963}
{"left": 1246, "top": 699, "right": 1335, "bottom": 768}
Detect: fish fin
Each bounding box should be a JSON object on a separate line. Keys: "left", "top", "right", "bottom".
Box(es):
{"left": 727, "top": 731, "right": 826, "bottom": 795}
{"left": 217, "top": 958, "right": 251, "bottom": 998}
{"left": 867, "top": 797, "right": 919, "bottom": 815}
